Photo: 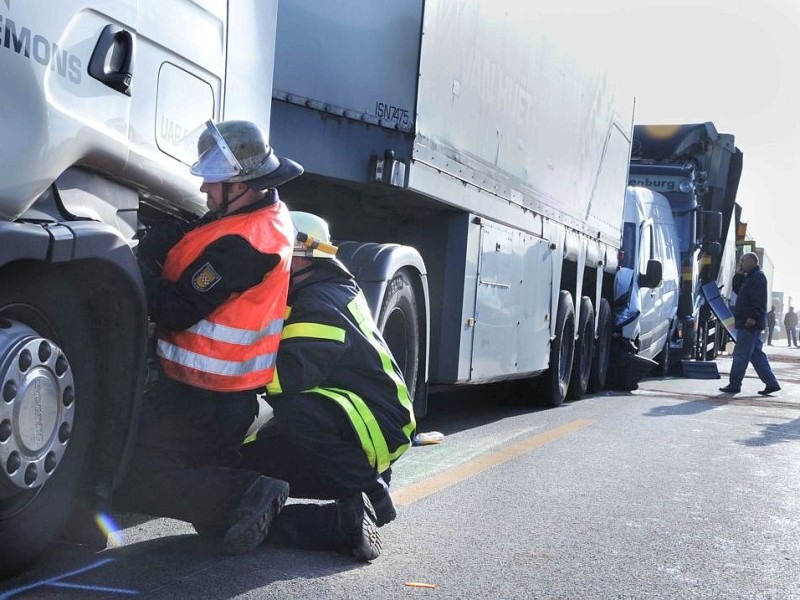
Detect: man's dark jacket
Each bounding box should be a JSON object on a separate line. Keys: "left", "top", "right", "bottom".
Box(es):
{"left": 733, "top": 265, "right": 767, "bottom": 330}
{"left": 268, "top": 260, "right": 415, "bottom": 462}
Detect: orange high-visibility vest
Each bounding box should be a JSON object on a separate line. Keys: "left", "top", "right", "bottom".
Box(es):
{"left": 157, "top": 201, "right": 293, "bottom": 392}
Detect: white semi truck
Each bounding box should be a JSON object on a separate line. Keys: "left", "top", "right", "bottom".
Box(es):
{"left": 0, "top": 0, "right": 633, "bottom": 575}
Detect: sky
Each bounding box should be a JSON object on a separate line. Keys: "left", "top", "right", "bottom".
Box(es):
{"left": 546, "top": 0, "right": 800, "bottom": 308}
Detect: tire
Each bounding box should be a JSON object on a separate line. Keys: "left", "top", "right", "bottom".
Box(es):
{"left": 541, "top": 291, "right": 575, "bottom": 408}
{"left": 587, "top": 299, "right": 611, "bottom": 393}
{"left": 0, "top": 267, "right": 97, "bottom": 578}
{"left": 377, "top": 269, "right": 427, "bottom": 418}
{"left": 567, "top": 297, "right": 594, "bottom": 401}
{"left": 654, "top": 338, "right": 671, "bottom": 377}
{"left": 655, "top": 321, "right": 679, "bottom": 377}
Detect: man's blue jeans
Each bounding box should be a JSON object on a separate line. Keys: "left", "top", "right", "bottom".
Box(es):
{"left": 729, "top": 327, "right": 779, "bottom": 390}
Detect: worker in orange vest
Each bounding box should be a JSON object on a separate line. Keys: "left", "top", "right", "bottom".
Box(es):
{"left": 116, "top": 120, "right": 300, "bottom": 555}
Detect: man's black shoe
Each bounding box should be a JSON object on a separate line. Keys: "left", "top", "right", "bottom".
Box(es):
{"left": 223, "top": 476, "right": 289, "bottom": 555}
{"left": 758, "top": 385, "right": 781, "bottom": 396}
{"left": 334, "top": 493, "right": 382, "bottom": 561}
{"left": 718, "top": 385, "right": 740, "bottom": 394}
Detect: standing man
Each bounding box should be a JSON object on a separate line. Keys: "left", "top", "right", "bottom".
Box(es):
{"left": 236, "top": 212, "right": 416, "bottom": 561}
{"left": 116, "top": 120, "right": 302, "bottom": 555}
{"left": 784, "top": 306, "right": 798, "bottom": 347}
{"left": 766, "top": 305, "right": 777, "bottom": 345}
{"left": 719, "top": 252, "right": 781, "bottom": 396}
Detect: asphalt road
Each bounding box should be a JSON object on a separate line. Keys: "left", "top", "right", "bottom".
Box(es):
{"left": 2, "top": 345, "right": 799, "bottom": 599}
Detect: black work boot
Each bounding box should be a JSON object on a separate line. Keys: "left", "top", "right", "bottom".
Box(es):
{"left": 334, "top": 493, "right": 382, "bottom": 561}
{"left": 222, "top": 476, "right": 289, "bottom": 555}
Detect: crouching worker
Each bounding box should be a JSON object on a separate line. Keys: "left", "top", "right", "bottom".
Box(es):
{"left": 115, "top": 120, "right": 302, "bottom": 555}
{"left": 239, "top": 212, "right": 416, "bottom": 561}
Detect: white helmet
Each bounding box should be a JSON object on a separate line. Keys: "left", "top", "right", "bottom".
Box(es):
{"left": 290, "top": 212, "right": 337, "bottom": 259}
{"left": 190, "top": 120, "right": 303, "bottom": 189}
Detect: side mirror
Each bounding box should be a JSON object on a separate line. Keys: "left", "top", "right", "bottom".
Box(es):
{"left": 703, "top": 240, "right": 722, "bottom": 257}
{"left": 638, "top": 259, "right": 663, "bottom": 288}
{"left": 702, "top": 211, "right": 723, "bottom": 243}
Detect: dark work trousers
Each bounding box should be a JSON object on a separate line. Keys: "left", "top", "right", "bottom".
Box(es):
{"left": 729, "top": 328, "right": 779, "bottom": 389}
{"left": 787, "top": 326, "right": 798, "bottom": 347}
{"left": 114, "top": 376, "right": 262, "bottom": 530}
{"left": 240, "top": 392, "right": 389, "bottom": 551}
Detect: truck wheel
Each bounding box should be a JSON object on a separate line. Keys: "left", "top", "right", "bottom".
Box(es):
{"left": 655, "top": 333, "right": 674, "bottom": 377}
{"left": 587, "top": 299, "right": 611, "bottom": 393}
{"left": 377, "top": 269, "right": 427, "bottom": 418}
{"left": 567, "top": 297, "right": 594, "bottom": 401}
{"left": 0, "top": 271, "right": 96, "bottom": 578}
{"left": 540, "top": 291, "right": 575, "bottom": 407}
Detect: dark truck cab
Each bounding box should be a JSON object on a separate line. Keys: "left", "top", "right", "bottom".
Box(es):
{"left": 629, "top": 122, "right": 743, "bottom": 361}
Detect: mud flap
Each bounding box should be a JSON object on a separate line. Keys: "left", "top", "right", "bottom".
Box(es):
{"left": 701, "top": 282, "right": 737, "bottom": 342}
{"left": 607, "top": 339, "right": 658, "bottom": 391}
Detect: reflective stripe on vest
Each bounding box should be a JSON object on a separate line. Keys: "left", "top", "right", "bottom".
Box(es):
{"left": 346, "top": 292, "right": 416, "bottom": 445}
{"left": 157, "top": 339, "right": 277, "bottom": 376}
{"left": 186, "top": 317, "right": 285, "bottom": 345}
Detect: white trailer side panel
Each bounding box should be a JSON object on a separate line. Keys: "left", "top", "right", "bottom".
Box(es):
{"left": 469, "top": 219, "right": 552, "bottom": 379}
{"left": 272, "top": 0, "right": 421, "bottom": 131}
{"left": 271, "top": 1, "right": 631, "bottom": 247}
{"left": 415, "top": 0, "right": 632, "bottom": 244}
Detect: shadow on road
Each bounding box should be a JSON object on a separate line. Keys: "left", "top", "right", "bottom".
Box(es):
{"left": 738, "top": 416, "right": 800, "bottom": 447}
{"left": 1, "top": 531, "right": 362, "bottom": 599}
{"left": 644, "top": 400, "right": 723, "bottom": 417}
{"left": 421, "top": 381, "right": 556, "bottom": 436}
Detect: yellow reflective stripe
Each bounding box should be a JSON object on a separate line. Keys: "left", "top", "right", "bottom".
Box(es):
{"left": 243, "top": 432, "right": 258, "bottom": 444}
{"left": 388, "top": 441, "right": 411, "bottom": 462}
{"left": 347, "top": 293, "right": 416, "bottom": 443}
{"left": 281, "top": 322, "right": 346, "bottom": 343}
{"left": 157, "top": 340, "right": 276, "bottom": 375}
{"left": 266, "top": 368, "right": 282, "bottom": 395}
{"left": 327, "top": 387, "right": 392, "bottom": 473}
{"left": 284, "top": 305, "right": 292, "bottom": 320}
{"left": 311, "top": 388, "right": 379, "bottom": 470}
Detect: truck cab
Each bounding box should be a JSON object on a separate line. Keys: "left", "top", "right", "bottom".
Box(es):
{"left": 0, "top": 0, "right": 279, "bottom": 577}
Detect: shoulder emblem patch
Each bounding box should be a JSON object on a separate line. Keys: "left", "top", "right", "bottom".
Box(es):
{"left": 192, "top": 262, "right": 222, "bottom": 292}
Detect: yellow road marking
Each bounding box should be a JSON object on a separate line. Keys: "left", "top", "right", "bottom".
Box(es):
{"left": 394, "top": 418, "right": 593, "bottom": 506}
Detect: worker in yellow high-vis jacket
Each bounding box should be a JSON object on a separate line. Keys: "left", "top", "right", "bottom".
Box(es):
{"left": 239, "top": 211, "right": 416, "bottom": 561}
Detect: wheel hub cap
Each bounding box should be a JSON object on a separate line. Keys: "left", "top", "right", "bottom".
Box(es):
{"left": 0, "top": 320, "right": 75, "bottom": 494}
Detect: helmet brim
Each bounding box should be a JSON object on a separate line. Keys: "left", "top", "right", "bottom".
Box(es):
{"left": 246, "top": 156, "right": 304, "bottom": 190}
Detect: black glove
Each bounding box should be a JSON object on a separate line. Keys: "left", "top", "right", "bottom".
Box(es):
{"left": 137, "top": 219, "right": 188, "bottom": 274}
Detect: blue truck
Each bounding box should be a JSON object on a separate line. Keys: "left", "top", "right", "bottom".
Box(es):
{"left": 628, "top": 123, "right": 743, "bottom": 364}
